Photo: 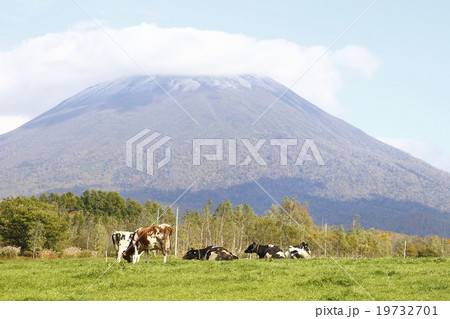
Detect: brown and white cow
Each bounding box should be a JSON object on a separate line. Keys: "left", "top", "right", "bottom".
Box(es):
{"left": 122, "top": 224, "right": 173, "bottom": 263}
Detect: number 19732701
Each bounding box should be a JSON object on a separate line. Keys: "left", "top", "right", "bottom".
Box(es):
{"left": 376, "top": 306, "right": 438, "bottom": 316}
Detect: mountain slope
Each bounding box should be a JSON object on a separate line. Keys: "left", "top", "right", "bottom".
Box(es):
{"left": 0, "top": 75, "right": 448, "bottom": 237}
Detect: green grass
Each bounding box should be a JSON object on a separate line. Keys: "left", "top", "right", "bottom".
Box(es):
{"left": 0, "top": 257, "right": 448, "bottom": 300}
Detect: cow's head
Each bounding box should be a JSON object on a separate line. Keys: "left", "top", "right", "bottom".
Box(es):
{"left": 182, "top": 248, "right": 200, "bottom": 260}
{"left": 244, "top": 242, "right": 257, "bottom": 254}
{"left": 301, "top": 242, "right": 311, "bottom": 254}
{"left": 122, "top": 244, "right": 135, "bottom": 263}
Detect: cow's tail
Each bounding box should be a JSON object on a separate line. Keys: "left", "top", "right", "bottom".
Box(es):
{"left": 161, "top": 225, "right": 173, "bottom": 252}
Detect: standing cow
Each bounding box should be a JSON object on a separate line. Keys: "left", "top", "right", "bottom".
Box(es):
{"left": 122, "top": 224, "right": 173, "bottom": 263}
{"left": 244, "top": 242, "right": 285, "bottom": 259}
{"left": 111, "top": 231, "right": 133, "bottom": 262}
{"left": 183, "top": 246, "right": 238, "bottom": 261}
{"left": 285, "top": 242, "right": 311, "bottom": 259}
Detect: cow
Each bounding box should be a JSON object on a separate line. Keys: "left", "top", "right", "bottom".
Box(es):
{"left": 244, "top": 242, "right": 285, "bottom": 259}
{"left": 111, "top": 231, "right": 133, "bottom": 262}
{"left": 285, "top": 242, "right": 311, "bottom": 259}
{"left": 122, "top": 224, "right": 173, "bottom": 264}
{"left": 182, "top": 246, "right": 238, "bottom": 261}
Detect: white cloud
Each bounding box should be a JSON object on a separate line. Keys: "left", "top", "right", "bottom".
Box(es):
{"left": 333, "top": 45, "right": 381, "bottom": 80}
{"left": 378, "top": 137, "right": 450, "bottom": 172}
{"left": 0, "top": 23, "right": 380, "bottom": 119}
{"left": 0, "top": 115, "right": 30, "bottom": 135}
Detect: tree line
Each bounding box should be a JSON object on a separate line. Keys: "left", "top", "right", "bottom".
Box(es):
{"left": 0, "top": 189, "right": 448, "bottom": 258}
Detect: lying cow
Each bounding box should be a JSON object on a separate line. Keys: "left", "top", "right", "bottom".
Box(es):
{"left": 182, "top": 246, "right": 238, "bottom": 261}
{"left": 122, "top": 224, "right": 173, "bottom": 263}
{"left": 111, "top": 231, "right": 133, "bottom": 262}
{"left": 285, "top": 242, "right": 311, "bottom": 259}
{"left": 244, "top": 242, "right": 285, "bottom": 259}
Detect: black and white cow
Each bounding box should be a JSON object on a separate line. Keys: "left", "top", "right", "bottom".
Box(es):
{"left": 182, "top": 246, "right": 238, "bottom": 261}
{"left": 244, "top": 242, "right": 285, "bottom": 259}
{"left": 285, "top": 242, "right": 311, "bottom": 259}
{"left": 111, "top": 231, "right": 133, "bottom": 262}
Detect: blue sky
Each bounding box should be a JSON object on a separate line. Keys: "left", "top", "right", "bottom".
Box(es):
{"left": 0, "top": 0, "right": 449, "bottom": 171}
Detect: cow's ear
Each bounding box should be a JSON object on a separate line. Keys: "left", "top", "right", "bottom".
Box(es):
{"left": 252, "top": 241, "right": 256, "bottom": 245}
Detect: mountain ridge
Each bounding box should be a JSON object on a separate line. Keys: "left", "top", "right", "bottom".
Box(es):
{"left": 1, "top": 75, "right": 448, "bottom": 237}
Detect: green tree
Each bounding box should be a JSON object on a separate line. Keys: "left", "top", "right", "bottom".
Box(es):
{"left": 215, "top": 199, "right": 233, "bottom": 247}
{"left": 125, "top": 198, "right": 143, "bottom": 219}
{"left": 202, "top": 200, "right": 214, "bottom": 246}
{"left": 29, "top": 221, "right": 45, "bottom": 258}
{"left": 254, "top": 216, "right": 281, "bottom": 244}
{"left": 0, "top": 197, "right": 68, "bottom": 254}
{"left": 39, "top": 193, "right": 50, "bottom": 203}
{"left": 405, "top": 242, "right": 418, "bottom": 257}
{"left": 93, "top": 221, "right": 107, "bottom": 253}
{"left": 105, "top": 192, "right": 127, "bottom": 217}
{"left": 161, "top": 206, "right": 176, "bottom": 225}
{"left": 60, "top": 191, "right": 79, "bottom": 211}
{"left": 242, "top": 203, "right": 257, "bottom": 247}
{"left": 181, "top": 210, "right": 202, "bottom": 250}
{"left": 233, "top": 204, "right": 244, "bottom": 252}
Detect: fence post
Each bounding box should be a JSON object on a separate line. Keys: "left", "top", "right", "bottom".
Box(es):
{"left": 175, "top": 207, "right": 179, "bottom": 256}
{"left": 403, "top": 241, "right": 407, "bottom": 258}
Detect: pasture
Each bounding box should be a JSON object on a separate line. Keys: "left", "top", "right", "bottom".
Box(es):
{"left": 0, "top": 257, "right": 448, "bottom": 301}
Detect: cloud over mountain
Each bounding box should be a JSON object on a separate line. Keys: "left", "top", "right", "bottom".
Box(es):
{"left": 0, "top": 23, "right": 380, "bottom": 119}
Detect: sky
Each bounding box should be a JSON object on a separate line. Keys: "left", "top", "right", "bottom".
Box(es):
{"left": 0, "top": 0, "right": 449, "bottom": 172}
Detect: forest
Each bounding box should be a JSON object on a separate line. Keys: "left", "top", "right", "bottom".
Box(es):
{"left": 0, "top": 189, "right": 449, "bottom": 259}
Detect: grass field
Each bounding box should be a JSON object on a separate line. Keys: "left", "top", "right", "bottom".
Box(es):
{"left": 0, "top": 257, "right": 448, "bottom": 301}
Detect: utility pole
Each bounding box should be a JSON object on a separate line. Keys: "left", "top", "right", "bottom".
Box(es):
{"left": 153, "top": 209, "right": 161, "bottom": 257}
{"left": 175, "top": 207, "right": 179, "bottom": 256}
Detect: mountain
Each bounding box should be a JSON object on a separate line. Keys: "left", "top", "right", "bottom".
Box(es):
{"left": 0, "top": 75, "right": 449, "bottom": 237}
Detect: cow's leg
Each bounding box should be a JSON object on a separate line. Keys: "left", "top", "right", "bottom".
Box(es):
{"left": 137, "top": 251, "right": 144, "bottom": 262}
{"left": 132, "top": 245, "right": 138, "bottom": 264}
{"left": 146, "top": 250, "right": 149, "bottom": 263}
{"left": 162, "top": 249, "right": 167, "bottom": 263}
